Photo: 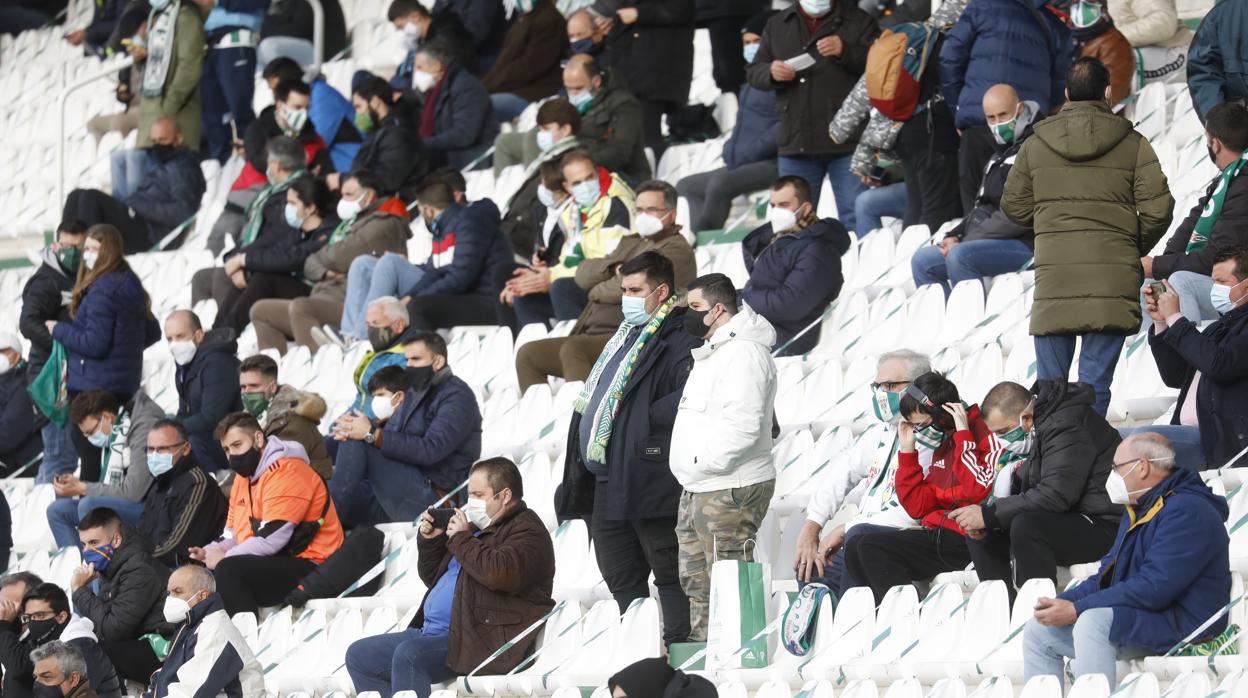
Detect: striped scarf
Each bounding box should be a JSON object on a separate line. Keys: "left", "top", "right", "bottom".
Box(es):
{"left": 240, "top": 170, "right": 304, "bottom": 246}
{"left": 1187, "top": 156, "right": 1245, "bottom": 253}
{"left": 574, "top": 295, "right": 677, "bottom": 463}
{"left": 329, "top": 214, "right": 357, "bottom": 245}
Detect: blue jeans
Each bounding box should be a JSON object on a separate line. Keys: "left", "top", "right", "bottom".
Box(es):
{"left": 257, "top": 36, "right": 314, "bottom": 69}
{"left": 201, "top": 46, "right": 257, "bottom": 163}
{"left": 911, "top": 239, "right": 1035, "bottom": 298}
{"left": 37, "top": 421, "right": 78, "bottom": 484}
{"left": 110, "top": 148, "right": 153, "bottom": 204}
{"left": 342, "top": 254, "right": 426, "bottom": 340}
{"left": 345, "top": 629, "right": 454, "bottom": 698}
{"left": 490, "top": 92, "right": 530, "bottom": 122}
{"left": 778, "top": 154, "right": 869, "bottom": 234}
{"left": 329, "top": 440, "right": 440, "bottom": 528}
{"left": 47, "top": 496, "right": 145, "bottom": 549}
{"left": 1023, "top": 607, "right": 1149, "bottom": 691}
{"left": 853, "top": 182, "right": 907, "bottom": 237}
{"left": 1118, "top": 425, "right": 1207, "bottom": 470}
{"left": 1034, "top": 333, "right": 1127, "bottom": 417}
{"left": 806, "top": 522, "right": 895, "bottom": 595}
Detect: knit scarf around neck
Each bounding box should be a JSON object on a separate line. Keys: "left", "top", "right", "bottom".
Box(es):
{"left": 1187, "top": 156, "right": 1245, "bottom": 253}
{"left": 240, "top": 170, "right": 305, "bottom": 246}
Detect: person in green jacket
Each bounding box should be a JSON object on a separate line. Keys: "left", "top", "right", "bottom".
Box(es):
{"left": 1002, "top": 57, "right": 1174, "bottom": 416}
{"left": 132, "top": 0, "right": 206, "bottom": 151}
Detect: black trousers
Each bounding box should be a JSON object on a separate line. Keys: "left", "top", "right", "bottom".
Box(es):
{"left": 703, "top": 16, "right": 749, "bottom": 94}
{"left": 896, "top": 100, "right": 962, "bottom": 229}
{"left": 408, "top": 294, "right": 499, "bottom": 331}
{"left": 590, "top": 484, "right": 690, "bottom": 645}
{"left": 100, "top": 638, "right": 161, "bottom": 684}
{"left": 845, "top": 526, "right": 973, "bottom": 604}
{"left": 957, "top": 125, "right": 998, "bottom": 215}
{"left": 966, "top": 511, "right": 1119, "bottom": 593}
{"left": 215, "top": 554, "right": 317, "bottom": 615}
{"left": 218, "top": 271, "right": 309, "bottom": 333}
{"left": 639, "top": 98, "right": 681, "bottom": 163}
{"left": 63, "top": 188, "right": 152, "bottom": 255}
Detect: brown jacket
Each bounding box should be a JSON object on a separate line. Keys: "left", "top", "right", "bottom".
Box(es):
{"left": 1080, "top": 28, "right": 1136, "bottom": 107}
{"left": 303, "top": 205, "right": 409, "bottom": 303}
{"left": 264, "top": 384, "right": 331, "bottom": 478}
{"left": 480, "top": 0, "right": 568, "bottom": 101}
{"left": 570, "top": 226, "right": 698, "bottom": 335}
{"left": 414, "top": 502, "right": 555, "bottom": 674}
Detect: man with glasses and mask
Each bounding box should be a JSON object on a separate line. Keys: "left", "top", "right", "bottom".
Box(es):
{"left": 330, "top": 333, "right": 481, "bottom": 526}
{"left": 669, "top": 273, "right": 777, "bottom": 641}
{"left": 134, "top": 420, "right": 228, "bottom": 568}
{"left": 558, "top": 251, "right": 700, "bottom": 647}
{"left": 794, "top": 349, "right": 931, "bottom": 594}
{"left": 0, "top": 583, "right": 122, "bottom": 698}
{"left": 1023, "top": 432, "right": 1230, "bottom": 690}
{"left": 147, "top": 566, "right": 263, "bottom": 697}
{"left": 193, "top": 413, "right": 343, "bottom": 615}
{"left": 948, "top": 380, "right": 1122, "bottom": 595}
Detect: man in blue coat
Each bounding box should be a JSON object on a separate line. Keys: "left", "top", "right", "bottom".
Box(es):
{"left": 1023, "top": 432, "right": 1231, "bottom": 689}
{"left": 412, "top": 42, "right": 499, "bottom": 170}
{"left": 940, "top": 0, "right": 1071, "bottom": 213}
{"left": 1187, "top": 0, "right": 1248, "bottom": 124}
{"left": 741, "top": 175, "right": 851, "bottom": 356}
{"left": 166, "top": 310, "right": 242, "bottom": 473}
{"left": 329, "top": 333, "right": 482, "bottom": 526}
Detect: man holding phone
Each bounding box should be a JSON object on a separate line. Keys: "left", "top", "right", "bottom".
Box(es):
{"left": 345, "top": 458, "right": 555, "bottom": 698}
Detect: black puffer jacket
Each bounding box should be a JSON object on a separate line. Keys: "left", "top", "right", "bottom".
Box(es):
{"left": 138, "top": 452, "right": 229, "bottom": 568}
{"left": 0, "top": 364, "right": 43, "bottom": 474}
{"left": 242, "top": 215, "right": 339, "bottom": 278}
{"left": 982, "top": 381, "right": 1122, "bottom": 529}
{"left": 1152, "top": 169, "right": 1248, "bottom": 279}
{"left": 71, "top": 531, "right": 171, "bottom": 643}
{"left": 19, "top": 247, "right": 75, "bottom": 382}
{"left": 951, "top": 111, "right": 1041, "bottom": 248}
{"left": 604, "top": 0, "right": 696, "bottom": 105}
{"left": 175, "top": 328, "right": 243, "bottom": 439}
{"left": 351, "top": 109, "right": 429, "bottom": 201}
{"left": 746, "top": 3, "right": 880, "bottom": 157}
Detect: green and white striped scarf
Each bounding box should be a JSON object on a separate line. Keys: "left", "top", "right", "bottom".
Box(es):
{"left": 240, "top": 170, "right": 305, "bottom": 246}
{"left": 574, "top": 295, "right": 678, "bottom": 463}
{"left": 1187, "top": 156, "right": 1245, "bottom": 253}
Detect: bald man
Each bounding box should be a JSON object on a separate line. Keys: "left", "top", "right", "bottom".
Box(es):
{"left": 63, "top": 116, "right": 206, "bottom": 254}
{"left": 911, "top": 84, "right": 1040, "bottom": 297}
{"left": 148, "top": 566, "right": 264, "bottom": 697}
{"left": 1023, "top": 432, "right": 1230, "bottom": 689}
{"left": 165, "top": 309, "right": 241, "bottom": 472}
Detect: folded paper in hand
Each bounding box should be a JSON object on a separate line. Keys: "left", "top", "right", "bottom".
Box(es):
{"left": 785, "top": 53, "right": 817, "bottom": 72}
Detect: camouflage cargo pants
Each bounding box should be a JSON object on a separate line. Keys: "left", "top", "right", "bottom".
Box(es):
{"left": 675, "top": 479, "right": 775, "bottom": 641}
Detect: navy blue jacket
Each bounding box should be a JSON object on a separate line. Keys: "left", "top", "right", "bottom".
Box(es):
{"left": 175, "top": 328, "right": 242, "bottom": 439}
{"left": 433, "top": 0, "right": 507, "bottom": 62}
{"left": 1061, "top": 468, "right": 1231, "bottom": 653}
{"left": 52, "top": 269, "right": 157, "bottom": 397}
{"left": 722, "top": 83, "right": 778, "bottom": 169}
{"left": 148, "top": 594, "right": 253, "bottom": 698}
{"left": 379, "top": 369, "right": 482, "bottom": 493}
{"left": 558, "top": 306, "right": 699, "bottom": 520}
{"left": 0, "top": 363, "right": 43, "bottom": 473}
{"left": 423, "top": 66, "right": 500, "bottom": 170}
{"left": 127, "top": 148, "right": 206, "bottom": 247}
{"left": 409, "top": 200, "right": 511, "bottom": 299}
{"left": 1188, "top": 0, "right": 1248, "bottom": 123}
{"left": 741, "top": 218, "right": 852, "bottom": 355}
{"left": 939, "top": 0, "right": 1071, "bottom": 129}
{"left": 1151, "top": 303, "right": 1248, "bottom": 468}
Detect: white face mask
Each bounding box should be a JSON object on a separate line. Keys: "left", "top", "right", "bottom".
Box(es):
{"left": 1105, "top": 459, "right": 1169, "bottom": 504}
{"left": 413, "top": 69, "right": 438, "bottom": 93}
{"left": 463, "top": 496, "right": 494, "bottom": 529}
{"left": 163, "top": 595, "right": 191, "bottom": 624}
{"left": 371, "top": 394, "right": 397, "bottom": 422}
{"left": 635, "top": 213, "right": 665, "bottom": 238}
{"left": 768, "top": 205, "right": 798, "bottom": 234}
{"left": 337, "top": 196, "right": 363, "bottom": 221}
{"left": 800, "top": 0, "right": 832, "bottom": 16}
{"left": 169, "top": 340, "right": 196, "bottom": 366}
{"left": 83, "top": 250, "right": 99, "bottom": 270}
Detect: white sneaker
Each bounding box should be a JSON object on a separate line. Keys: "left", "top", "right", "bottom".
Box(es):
{"left": 309, "top": 326, "right": 334, "bottom": 349}
{"left": 321, "top": 325, "right": 347, "bottom": 348}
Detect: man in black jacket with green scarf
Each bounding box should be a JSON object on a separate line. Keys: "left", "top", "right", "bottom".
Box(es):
{"left": 557, "top": 251, "right": 698, "bottom": 646}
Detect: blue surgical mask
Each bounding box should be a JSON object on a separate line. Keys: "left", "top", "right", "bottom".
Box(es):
{"left": 743, "top": 43, "right": 760, "bottom": 64}
{"left": 284, "top": 202, "right": 304, "bottom": 229}
{"left": 571, "top": 179, "right": 600, "bottom": 208}
{"left": 621, "top": 288, "right": 657, "bottom": 326}
{"left": 537, "top": 184, "right": 558, "bottom": 209}
{"left": 1210, "top": 280, "right": 1246, "bottom": 314}
{"left": 799, "top": 0, "right": 832, "bottom": 15}
{"left": 86, "top": 429, "right": 110, "bottom": 449}
{"left": 147, "top": 452, "right": 175, "bottom": 477}
{"left": 536, "top": 130, "right": 556, "bottom": 152}
{"left": 149, "top": 0, "right": 171, "bottom": 9}
{"left": 568, "top": 90, "right": 594, "bottom": 114}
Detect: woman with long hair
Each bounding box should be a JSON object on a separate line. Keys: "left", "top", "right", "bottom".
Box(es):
{"left": 48, "top": 224, "right": 160, "bottom": 481}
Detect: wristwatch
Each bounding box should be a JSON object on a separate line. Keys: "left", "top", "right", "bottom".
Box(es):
{"left": 364, "top": 429, "right": 376, "bottom": 444}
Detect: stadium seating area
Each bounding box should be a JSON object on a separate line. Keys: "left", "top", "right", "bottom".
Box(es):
{"left": 0, "top": 0, "right": 1242, "bottom": 695}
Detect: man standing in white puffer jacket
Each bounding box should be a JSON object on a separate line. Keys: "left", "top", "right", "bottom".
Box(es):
{"left": 669, "top": 273, "right": 778, "bottom": 642}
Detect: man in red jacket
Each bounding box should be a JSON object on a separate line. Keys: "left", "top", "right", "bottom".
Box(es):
{"left": 844, "top": 372, "right": 1016, "bottom": 603}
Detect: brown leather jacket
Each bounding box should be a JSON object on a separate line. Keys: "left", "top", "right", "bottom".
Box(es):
{"left": 569, "top": 225, "right": 698, "bottom": 336}
{"left": 413, "top": 502, "right": 556, "bottom": 674}
{"left": 1080, "top": 28, "right": 1136, "bottom": 107}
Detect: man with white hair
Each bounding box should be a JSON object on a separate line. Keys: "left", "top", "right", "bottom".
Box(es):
{"left": 794, "top": 349, "right": 934, "bottom": 594}
{"left": 1024, "top": 432, "right": 1231, "bottom": 689}
{"left": 146, "top": 565, "right": 264, "bottom": 697}
{"left": 30, "top": 641, "right": 95, "bottom": 698}
{"left": 0, "top": 329, "right": 43, "bottom": 477}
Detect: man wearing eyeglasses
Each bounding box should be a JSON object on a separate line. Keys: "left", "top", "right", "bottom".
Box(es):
{"left": 0, "top": 582, "right": 123, "bottom": 698}
{"left": 134, "top": 420, "right": 229, "bottom": 568}
{"left": 793, "top": 349, "right": 932, "bottom": 595}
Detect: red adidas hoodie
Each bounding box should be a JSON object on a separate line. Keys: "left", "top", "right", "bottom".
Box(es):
{"left": 894, "top": 404, "right": 1002, "bottom": 534}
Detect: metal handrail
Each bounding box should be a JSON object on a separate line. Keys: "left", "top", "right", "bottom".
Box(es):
{"left": 307, "top": 0, "right": 325, "bottom": 74}
{"left": 57, "top": 56, "right": 134, "bottom": 212}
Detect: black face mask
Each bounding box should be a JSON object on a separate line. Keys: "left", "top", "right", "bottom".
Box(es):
{"left": 149, "top": 144, "right": 180, "bottom": 162}
{"left": 367, "top": 326, "right": 396, "bottom": 352}
{"left": 25, "top": 618, "right": 64, "bottom": 646}
{"left": 405, "top": 364, "right": 434, "bottom": 392}
{"left": 682, "top": 308, "right": 711, "bottom": 338}
{"left": 567, "top": 37, "right": 601, "bottom": 56}
{"left": 228, "top": 446, "right": 262, "bottom": 478}
{"left": 32, "top": 681, "right": 68, "bottom": 698}
{"left": 1209, "top": 144, "right": 1219, "bottom": 166}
